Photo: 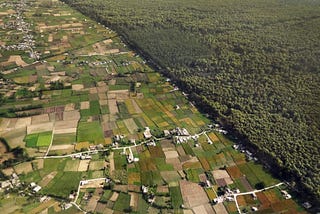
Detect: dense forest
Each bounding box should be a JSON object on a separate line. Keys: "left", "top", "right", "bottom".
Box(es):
{"left": 62, "top": 0, "right": 320, "bottom": 202}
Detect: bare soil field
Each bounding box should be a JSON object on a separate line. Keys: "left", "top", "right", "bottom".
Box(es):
{"left": 85, "top": 195, "right": 99, "bottom": 212}
{"left": 109, "top": 152, "right": 115, "bottom": 173}
{"left": 8, "top": 55, "right": 28, "bottom": 67}
{"left": 176, "top": 145, "right": 186, "bottom": 156}
{"left": 2, "top": 167, "right": 14, "bottom": 176}
{"left": 6, "top": 118, "right": 17, "bottom": 129}
{"left": 108, "top": 100, "right": 118, "bottom": 114}
{"left": 226, "top": 165, "right": 243, "bottom": 179}
{"left": 64, "top": 103, "right": 75, "bottom": 111}
{"left": 31, "top": 114, "right": 50, "bottom": 124}
{"left": 180, "top": 180, "right": 209, "bottom": 208}
{"left": 32, "top": 159, "right": 44, "bottom": 169}
{"left": 166, "top": 157, "right": 182, "bottom": 170}
{"left": 129, "top": 192, "right": 139, "bottom": 211}
{"left": 55, "top": 128, "right": 77, "bottom": 134}
{"left": 98, "top": 93, "right": 108, "bottom": 100}
{"left": 72, "top": 84, "right": 84, "bottom": 91}
{"left": 80, "top": 101, "right": 90, "bottom": 110}
{"left": 212, "top": 169, "right": 234, "bottom": 186}
{"left": 212, "top": 203, "right": 228, "bottom": 214}
{"left": 123, "top": 118, "right": 138, "bottom": 134}
{"left": 89, "top": 87, "right": 97, "bottom": 94}
{"left": 55, "top": 120, "right": 78, "bottom": 130}
{"left": 78, "top": 160, "right": 90, "bottom": 171}
{"left": 14, "top": 161, "right": 33, "bottom": 174}
{"left": 97, "top": 86, "right": 108, "bottom": 94}
{"left": 99, "top": 99, "right": 108, "bottom": 106}
{"left": 15, "top": 117, "right": 32, "bottom": 129}
{"left": 39, "top": 171, "right": 58, "bottom": 187}
{"left": 50, "top": 144, "right": 74, "bottom": 151}
{"left": 107, "top": 90, "right": 129, "bottom": 100}
{"left": 63, "top": 110, "right": 80, "bottom": 121}
{"left": 95, "top": 202, "right": 107, "bottom": 214}
{"left": 113, "top": 185, "right": 128, "bottom": 192}
{"left": 212, "top": 169, "right": 232, "bottom": 181}
{"left": 0, "top": 118, "right": 10, "bottom": 131}
{"left": 1, "top": 127, "right": 26, "bottom": 148}
{"left": 27, "top": 122, "right": 54, "bottom": 134}
{"left": 160, "top": 140, "right": 176, "bottom": 150}
{"left": 48, "top": 34, "right": 53, "bottom": 42}
{"left": 164, "top": 150, "right": 179, "bottom": 159}
{"left": 109, "top": 192, "right": 119, "bottom": 201}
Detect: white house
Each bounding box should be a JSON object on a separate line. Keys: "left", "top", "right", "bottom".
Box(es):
{"left": 143, "top": 127, "right": 152, "bottom": 139}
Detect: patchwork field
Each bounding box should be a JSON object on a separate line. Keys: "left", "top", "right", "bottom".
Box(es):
{"left": 0, "top": 0, "right": 309, "bottom": 213}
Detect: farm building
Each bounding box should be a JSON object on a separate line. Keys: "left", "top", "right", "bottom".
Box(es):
{"left": 143, "top": 127, "right": 152, "bottom": 139}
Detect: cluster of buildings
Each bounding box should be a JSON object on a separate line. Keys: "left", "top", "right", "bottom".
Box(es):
{"left": 30, "top": 182, "right": 42, "bottom": 193}
{"left": 125, "top": 148, "right": 139, "bottom": 164}
{"left": 0, "top": 173, "right": 21, "bottom": 191}
{"left": 0, "top": 172, "right": 52, "bottom": 204}
{"left": 170, "top": 127, "right": 202, "bottom": 144}
{"left": 213, "top": 187, "right": 240, "bottom": 204}
{"left": 72, "top": 145, "right": 104, "bottom": 159}
{"left": 211, "top": 124, "right": 228, "bottom": 135}
{"left": 141, "top": 185, "right": 156, "bottom": 204}
{"left": 233, "top": 144, "right": 258, "bottom": 162}
{"left": 121, "top": 61, "right": 132, "bottom": 66}
{"left": 0, "top": 0, "right": 39, "bottom": 59}
{"left": 90, "top": 60, "right": 112, "bottom": 66}
{"left": 73, "top": 153, "right": 92, "bottom": 160}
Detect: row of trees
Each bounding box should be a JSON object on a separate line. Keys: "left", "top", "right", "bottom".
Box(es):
{"left": 64, "top": 0, "right": 320, "bottom": 203}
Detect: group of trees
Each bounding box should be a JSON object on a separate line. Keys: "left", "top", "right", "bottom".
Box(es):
{"left": 0, "top": 138, "right": 31, "bottom": 169}
{"left": 65, "top": 0, "right": 320, "bottom": 203}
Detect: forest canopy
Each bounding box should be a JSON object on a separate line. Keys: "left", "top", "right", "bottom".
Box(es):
{"left": 62, "top": 0, "right": 320, "bottom": 201}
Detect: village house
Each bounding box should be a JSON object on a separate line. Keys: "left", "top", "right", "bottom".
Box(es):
{"left": 143, "top": 127, "right": 152, "bottom": 139}
{"left": 141, "top": 185, "right": 148, "bottom": 194}
{"left": 163, "top": 130, "right": 170, "bottom": 137}
{"left": 0, "top": 180, "right": 12, "bottom": 189}
{"left": 33, "top": 185, "right": 42, "bottom": 193}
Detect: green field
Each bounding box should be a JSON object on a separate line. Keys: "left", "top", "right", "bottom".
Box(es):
{"left": 24, "top": 134, "right": 38, "bottom": 148}
{"left": 24, "top": 132, "right": 52, "bottom": 147}
{"left": 52, "top": 133, "right": 76, "bottom": 145}
{"left": 77, "top": 121, "right": 104, "bottom": 144}
{"left": 113, "top": 192, "right": 131, "bottom": 212}
{"left": 42, "top": 172, "right": 82, "bottom": 198}
{"left": 169, "top": 186, "right": 183, "bottom": 210}
{"left": 64, "top": 160, "right": 80, "bottom": 171}
{"left": 99, "top": 190, "right": 112, "bottom": 203}
{"left": 37, "top": 132, "right": 52, "bottom": 147}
